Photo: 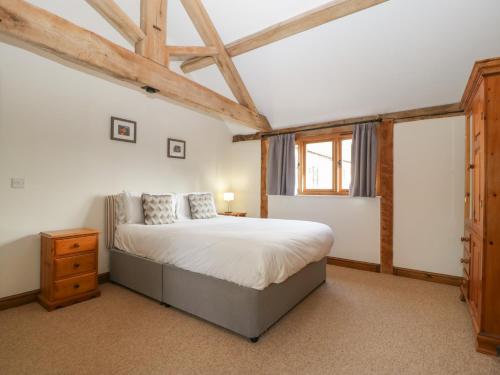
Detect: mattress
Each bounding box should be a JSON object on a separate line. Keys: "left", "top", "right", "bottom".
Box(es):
{"left": 114, "top": 216, "right": 334, "bottom": 290}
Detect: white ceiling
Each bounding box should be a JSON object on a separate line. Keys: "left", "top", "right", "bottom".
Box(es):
{"left": 27, "top": 0, "right": 500, "bottom": 134}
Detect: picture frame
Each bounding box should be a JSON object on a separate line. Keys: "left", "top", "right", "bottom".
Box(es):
{"left": 110, "top": 116, "right": 136, "bottom": 143}
{"left": 167, "top": 138, "right": 186, "bottom": 159}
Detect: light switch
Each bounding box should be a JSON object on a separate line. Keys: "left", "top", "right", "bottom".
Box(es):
{"left": 11, "top": 177, "right": 25, "bottom": 189}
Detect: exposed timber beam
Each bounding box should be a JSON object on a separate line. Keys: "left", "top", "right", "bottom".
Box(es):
{"left": 135, "top": 0, "right": 168, "bottom": 65}
{"left": 232, "top": 103, "right": 463, "bottom": 142}
{"left": 85, "top": 0, "right": 145, "bottom": 45}
{"left": 167, "top": 45, "right": 218, "bottom": 61}
{"left": 379, "top": 119, "right": 394, "bottom": 274}
{"left": 181, "top": 0, "right": 258, "bottom": 112}
{"left": 0, "top": 0, "right": 271, "bottom": 131}
{"left": 181, "top": 0, "right": 387, "bottom": 74}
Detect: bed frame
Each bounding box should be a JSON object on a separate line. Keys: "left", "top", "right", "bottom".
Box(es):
{"left": 105, "top": 195, "right": 327, "bottom": 342}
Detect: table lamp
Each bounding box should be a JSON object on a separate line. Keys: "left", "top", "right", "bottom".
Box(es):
{"left": 223, "top": 192, "right": 235, "bottom": 213}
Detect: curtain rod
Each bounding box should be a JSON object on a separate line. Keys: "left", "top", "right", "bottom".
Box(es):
{"left": 261, "top": 118, "right": 382, "bottom": 138}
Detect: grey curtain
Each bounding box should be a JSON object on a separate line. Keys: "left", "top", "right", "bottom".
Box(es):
{"left": 350, "top": 122, "right": 378, "bottom": 197}
{"left": 267, "top": 134, "right": 296, "bottom": 196}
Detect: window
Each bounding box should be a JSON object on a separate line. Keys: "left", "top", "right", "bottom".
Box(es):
{"left": 296, "top": 133, "right": 353, "bottom": 195}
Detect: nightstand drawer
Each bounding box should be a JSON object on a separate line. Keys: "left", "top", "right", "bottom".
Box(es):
{"left": 54, "top": 253, "right": 96, "bottom": 279}
{"left": 54, "top": 235, "right": 97, "bottom": 256}
{"left": 53, "top": 273, "right": 97, "bottom": 300}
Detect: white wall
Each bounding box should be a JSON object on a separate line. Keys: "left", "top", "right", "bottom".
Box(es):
{"left": 394, "top": 117, "right": 465, "bottom": 276}
{"left": 227, "top": 141, "right": 261, "bottom": 218}
{"left": 269, "top": 196, "right": 380, "bottom": 262}
{"left": 0, "top": 44, "right": 232, "bottom": 298}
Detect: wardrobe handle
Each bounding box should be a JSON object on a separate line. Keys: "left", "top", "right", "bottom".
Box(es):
{"left": 73, "top": 263, "right": 80, "bottom": 268}
{"left": 72, "top": 243, "right": 80, "bottom": 249}
{"left": 73, "top": 284, "right": 80, "bottom": 289}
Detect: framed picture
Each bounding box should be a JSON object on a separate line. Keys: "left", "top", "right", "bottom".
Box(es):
{"left": 167, "top": 138, "right": 186, "bottom": 159}
{"left": 110, "top": 116, "right": 136, "bottom": 143}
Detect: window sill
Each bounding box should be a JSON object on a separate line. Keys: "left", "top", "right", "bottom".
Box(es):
{"left": 298, "top": 191, "right": 349, "bottom": 196}
{"left": 291, "top": 193, "right": 380, "bottom": 198}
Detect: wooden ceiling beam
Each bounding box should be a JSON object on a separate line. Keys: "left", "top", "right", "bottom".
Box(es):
{"left": 181, "top": 0, "right": 258, "bottom": 113}
{"left": 0, "top": 0, "right": 271, "bottom": 131}
{"left": 167, "top": 45, "right": 218, "bottom": 61}
{"left": 85, "top": 0, "right": 145, "bottom": 45}
{"left": 181, "top": 0, "right": 387, "bottom": 73}
{"left": 232, "top": 103, "right": 463, "bottom": 142}
{"left": 135, "top": 0, "right": 168, "bottom": 66}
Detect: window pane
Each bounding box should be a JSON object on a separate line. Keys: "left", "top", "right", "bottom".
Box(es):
{"left": 341, "top": 139, "right": 352, "bottom": 190}
{"left": 305, "top": 141, "right": 332, "bottom": 189}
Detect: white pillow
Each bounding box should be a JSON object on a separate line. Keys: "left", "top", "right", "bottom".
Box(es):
{"left": 122, "top": 191, "right": 145, "bottom": 224}
{"left": 175, "top": 193, "right": 191, "bottom": 220}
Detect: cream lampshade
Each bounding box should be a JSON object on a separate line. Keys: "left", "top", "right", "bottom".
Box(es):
{"left": 223, "top": 192, "right": 234, "bottom": 213}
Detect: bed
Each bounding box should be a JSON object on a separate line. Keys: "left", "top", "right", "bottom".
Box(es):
{"left": 105, "top": 195, "right": 334, "bottom": 342}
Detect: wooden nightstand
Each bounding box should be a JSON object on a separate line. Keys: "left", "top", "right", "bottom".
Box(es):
{"left": 38, "top": 228, "right": 100, "bottom": 311}
{"left": 219, "top": 212, "right": 247, "bottom": 217}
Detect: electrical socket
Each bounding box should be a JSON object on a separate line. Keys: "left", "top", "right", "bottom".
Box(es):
{"left": 11, "top": 177, "right": 25, "bottom": 189}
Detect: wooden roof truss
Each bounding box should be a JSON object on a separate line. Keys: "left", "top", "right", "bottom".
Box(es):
{"left": 0, "top": 0, "right": 387, "bottom": 131}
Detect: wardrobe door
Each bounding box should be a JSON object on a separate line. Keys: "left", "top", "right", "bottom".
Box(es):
{"left": 471, "top": 82, "right": 485, "bottom": 233}
{"left": 465, "top": 113, "right": 472, "bottom": 223}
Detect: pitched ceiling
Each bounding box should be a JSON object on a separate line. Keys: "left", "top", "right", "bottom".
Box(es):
{"left": 27, "top": 0, "right": 500, "bottom": 134}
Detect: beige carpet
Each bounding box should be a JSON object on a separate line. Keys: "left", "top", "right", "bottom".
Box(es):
{"left": 1, "top": 266, "right": 499, "bottom": 375}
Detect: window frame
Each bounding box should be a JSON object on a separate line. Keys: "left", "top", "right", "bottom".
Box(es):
{"left": 296, "top": 132, "right": 353, "bottom": 196}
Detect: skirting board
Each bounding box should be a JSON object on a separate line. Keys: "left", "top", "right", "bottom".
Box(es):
{"left": 327, "top": 256, "right": 380, "bottom": 272}
{"left": 2, "top": 259, "right": 462, "bottom": 311}
{"left": 327, "top": 257, "right": 462, "bottom": 287}
{"left": 0, "top": 272, "right": 110, "bottom": 311}
{"left": 393, "top": 267, "right": 462, "bottom": 286}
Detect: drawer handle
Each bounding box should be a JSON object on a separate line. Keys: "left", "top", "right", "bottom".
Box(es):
{"left": 460, "top": 236, "right": 470, "bottom": 243}
{"left": 460, "top": 258, "right": 470, "bottom": 264}
{"left": 73, "top": 284, "right": 80, "bottom": 289}
{"left": 72, "top": 243, "right": 80, "bottom": 248}
{"left": 73, "top": 263, "right": 80, "bottom": 268}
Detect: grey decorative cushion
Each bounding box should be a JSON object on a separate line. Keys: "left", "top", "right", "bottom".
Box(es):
{"left": 188, "top": 193, "right": 217, "bottom": 219}
{"left": 115, "top": 193, "right": 127, "bottom": 225}
{"left": 142, "top": 194, "right": 175, "bottom": 225}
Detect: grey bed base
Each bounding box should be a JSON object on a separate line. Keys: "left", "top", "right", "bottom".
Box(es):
{"left": 110, "top": 248, "right": 326, "bottom": 341}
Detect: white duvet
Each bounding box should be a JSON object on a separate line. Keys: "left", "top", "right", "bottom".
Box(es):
{"left": 114, "top": 216, "right": 334, "bottom": 290}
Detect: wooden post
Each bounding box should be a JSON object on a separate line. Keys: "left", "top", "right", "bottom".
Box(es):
{"left": 379, "top": 119, "right": 394, "bottom": 274}
{"left": 135, "top": 0, "right": 168, "bottom": 66}
{"left": 260, "top": 139, "right": 269, "bottom": 218}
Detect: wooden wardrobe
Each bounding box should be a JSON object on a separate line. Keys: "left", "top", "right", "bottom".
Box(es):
{"left": 460, "top": 58, "right": 500, "bottom": 355}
